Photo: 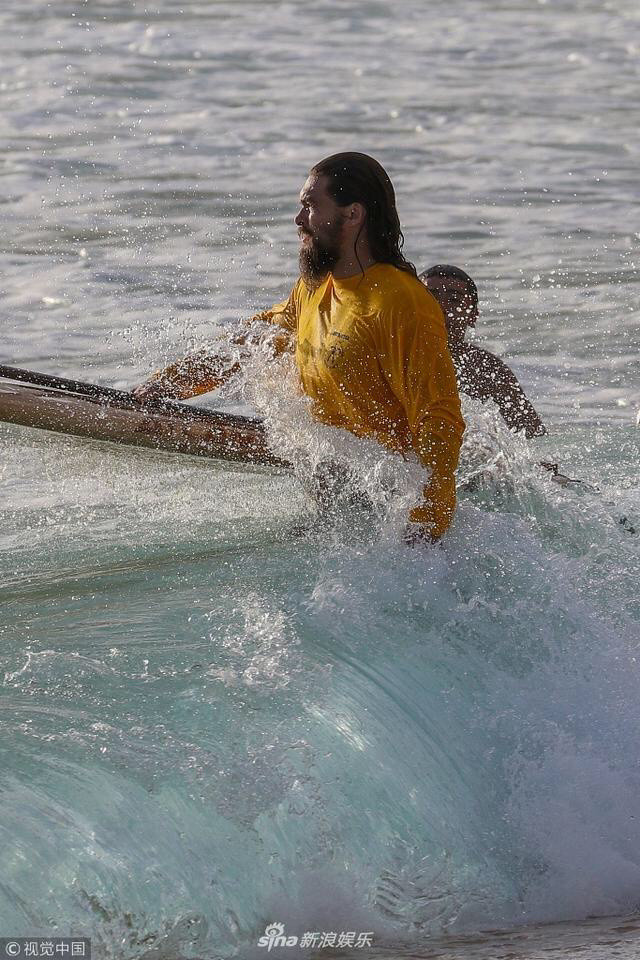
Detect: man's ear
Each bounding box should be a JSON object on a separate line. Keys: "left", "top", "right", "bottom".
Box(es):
{"left": 347, "top": 202, "right": 366, "bottom": 227}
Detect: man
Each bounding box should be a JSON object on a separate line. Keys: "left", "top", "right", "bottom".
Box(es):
{"left": 420, "top": 265, "right": 546, "bottom": 439}
{"left": 134, "top": 153, "right": 465, "bottom": 542}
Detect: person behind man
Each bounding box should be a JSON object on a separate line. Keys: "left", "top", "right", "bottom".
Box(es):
{"left": 420, "top": 264, "right": 546, "bottom": 439}
{"left": 134, "top": 153, "right": 465, "bottom": 542}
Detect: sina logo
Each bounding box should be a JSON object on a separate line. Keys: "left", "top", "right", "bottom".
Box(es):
{"left": 257, "top": 921, "right": 298, "bottom": 951}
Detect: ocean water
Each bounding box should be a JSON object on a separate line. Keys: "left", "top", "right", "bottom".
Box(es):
{"left": 1, "top": 1, "right": 639, "bottom": 958}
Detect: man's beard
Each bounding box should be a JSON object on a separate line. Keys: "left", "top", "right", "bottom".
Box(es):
{"left": 298, "top": 216, "right": 344, "bottom": 290}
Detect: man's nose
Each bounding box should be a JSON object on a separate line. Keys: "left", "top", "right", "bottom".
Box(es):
{"left": 295, "top": 208, "right": 305, "bottom": 227}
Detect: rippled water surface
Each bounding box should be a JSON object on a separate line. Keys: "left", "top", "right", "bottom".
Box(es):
{"left": 1, "top": 1, "right": 639, "bottom": 958}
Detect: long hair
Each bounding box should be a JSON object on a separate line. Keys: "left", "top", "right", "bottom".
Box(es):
{"left": 310, "top": 152, "right": 417, "bottom": 278}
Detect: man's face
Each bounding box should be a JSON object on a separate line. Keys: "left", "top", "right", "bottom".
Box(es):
{"left": 295, "top": 174, "right": 346, "bottom": 287}
{"left": 425, "top": 275, "right": 478, "bottom": 341}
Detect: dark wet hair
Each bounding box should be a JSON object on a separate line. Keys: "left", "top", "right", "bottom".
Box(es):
{"left": 420, "top": 264, "right": 478, "bottom": 310}
{"left": 310, "top": 152, "right": 417, "bottom": 278}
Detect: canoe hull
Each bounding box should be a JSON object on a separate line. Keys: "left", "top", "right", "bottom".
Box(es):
{"left": 0, "top": 382, "right": 285, "bottom": 467}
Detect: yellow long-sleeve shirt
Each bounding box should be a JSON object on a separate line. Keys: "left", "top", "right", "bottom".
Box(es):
{"left": 256, "top": 263, "right": 465, "bottom": 538}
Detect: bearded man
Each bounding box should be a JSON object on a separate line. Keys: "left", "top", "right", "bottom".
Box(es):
{"left": 134, "top": 153, "right": 465, "bottom": 542}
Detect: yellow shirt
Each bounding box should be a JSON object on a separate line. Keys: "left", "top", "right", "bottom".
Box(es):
{"left": 256, "top": 263, "right": 465, "bottom": 538}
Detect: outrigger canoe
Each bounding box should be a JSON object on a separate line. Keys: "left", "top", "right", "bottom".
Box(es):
{"left": 0, "top": 365, "right": 286, "bottom": 467}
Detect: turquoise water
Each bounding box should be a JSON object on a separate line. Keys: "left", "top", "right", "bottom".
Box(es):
{"left": 1, "top": 0, "right": 640, "bottom": 957}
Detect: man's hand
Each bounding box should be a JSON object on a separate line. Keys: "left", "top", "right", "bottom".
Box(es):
{"left": 539, "top": 461, "right": 585, "bottom": 487}
{"left": 131, "top": 379, "right": 180, "bottom": 404}
{"left": 403, "top": 522, "right": 439, "bottom": 547}
{"left": 523, "top": 412, "right": 547, "bottom": 439}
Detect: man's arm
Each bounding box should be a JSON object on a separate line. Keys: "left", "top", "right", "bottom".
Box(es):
{"left": 132, "top": 350, "right": 241, "bottom": 402}
{"left": 373, "top": 298, "right": 465, "bottom": 542}
{"left": 456, "top": 345, "right": 546, "bottom": 438}
{"left": 133, "top": 287, "right": 299, "bottom": 402}
{"left": 408, "top": 422, "right": 463, "bottom": 543}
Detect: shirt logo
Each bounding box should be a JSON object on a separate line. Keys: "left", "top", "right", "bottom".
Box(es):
{"left": 298, "top": 337, "right": 347, "bottom": 370}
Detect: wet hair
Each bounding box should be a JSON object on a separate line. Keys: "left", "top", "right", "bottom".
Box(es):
{"left": 420, "top": 264, "right": 478, "bottom": 311}
{"left": 310, "top": 152, "right": 417, "bottom": 278}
